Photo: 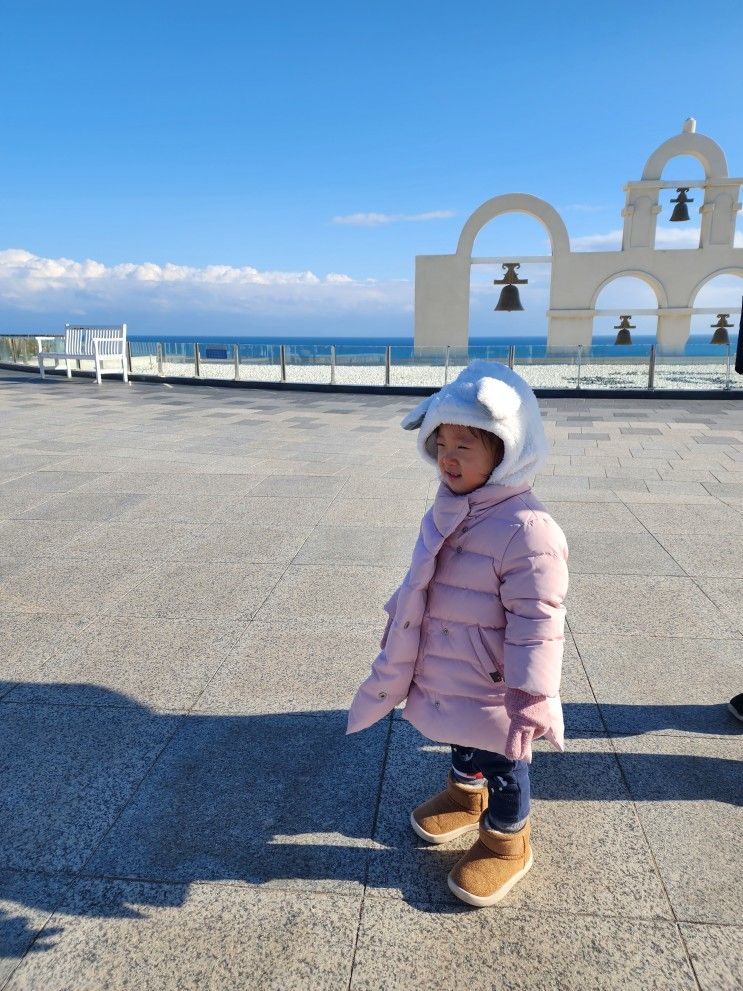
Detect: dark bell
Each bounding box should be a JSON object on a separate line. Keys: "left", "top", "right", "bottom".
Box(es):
{"left": 494, "top": 262, "right": 527, "bottom": 312}
{"left": 710, "top": 313, "right": 733, "bottom": 346}
{"left": 495, "top": 284, "right": 524, "bottom": 311}
{"left": 613, "top": 314, "right": 635, "bottom": 346}
{"left": 669, "top": 187, "right": 693, "bottom": 223}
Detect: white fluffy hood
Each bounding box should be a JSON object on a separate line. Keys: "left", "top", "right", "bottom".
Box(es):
{"left": 401, "top": 359, "right": 548, "bottom": 488}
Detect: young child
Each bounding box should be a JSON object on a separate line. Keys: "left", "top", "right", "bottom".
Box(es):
{"left": 347, "top": 359, "right": 568, "bottom": 907}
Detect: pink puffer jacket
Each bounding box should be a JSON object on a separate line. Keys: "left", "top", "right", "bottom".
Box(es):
{"left": 347, "top": 480, "right": 569, "bottom": 754}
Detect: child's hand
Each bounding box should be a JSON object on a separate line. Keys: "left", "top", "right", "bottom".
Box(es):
{"left": 504, "top": 688, "right": 551, "bottom": 763}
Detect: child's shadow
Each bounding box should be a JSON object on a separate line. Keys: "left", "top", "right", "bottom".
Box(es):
{"left": 1, "top": 684, "right": 741, "bottom": 959}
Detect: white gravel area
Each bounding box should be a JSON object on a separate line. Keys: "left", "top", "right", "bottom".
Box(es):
{"left": 124, "top": 355, "right": 732, "bottom": 391}
{"left": 8, "top": 352, "right": 734, "bottom": 391}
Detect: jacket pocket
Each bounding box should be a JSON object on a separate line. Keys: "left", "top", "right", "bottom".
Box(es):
{"left": 466, "top": 625, "right": 505, "bottom": 685}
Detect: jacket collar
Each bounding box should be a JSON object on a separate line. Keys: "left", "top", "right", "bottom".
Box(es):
{"left": 432, "top": 480, "right": 531, "bottom": 538}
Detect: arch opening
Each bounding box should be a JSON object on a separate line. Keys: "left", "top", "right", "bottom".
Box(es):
{"left": 469, "top": 212, "right": 552, "bottom": 340}
{"left": 655, "top": 155, "right": 705, "bottom": 249}
{"left": 592, "top": 275, "right": 661, "bottom": 346}
{"left": 689, "top": 271, "right": 743, "bottom": 344}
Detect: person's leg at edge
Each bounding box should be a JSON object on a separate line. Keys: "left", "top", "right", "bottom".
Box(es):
{"left": 447, "top": 747, "right": 533, "bottom": 906}
{"left": 474, "top": 748, "right": 530, "bottom": 832}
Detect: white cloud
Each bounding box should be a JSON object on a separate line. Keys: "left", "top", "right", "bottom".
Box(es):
{"left": 570, "top": 229, "right": 623, "bottom": 251}
{"left": 332, "top": 210, "right": 455, "bottom": 226}
{"left": 571, "top": 227, "right": 743, "bottom": 251}
{"left": 0, "top": 248, "right": 412, "bottom": 318}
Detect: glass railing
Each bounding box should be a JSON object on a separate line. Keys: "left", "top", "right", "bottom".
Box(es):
{"left": 0, "top": 335, "right": 738, "bottom": 392}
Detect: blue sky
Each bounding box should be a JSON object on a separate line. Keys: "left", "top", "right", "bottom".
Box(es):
{"left": 1, "top": 0, "right": 742, "bottom": 337}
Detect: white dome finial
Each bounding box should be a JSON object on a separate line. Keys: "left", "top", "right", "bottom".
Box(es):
{"left": 683, "top": 117, "right": 697, "bottom": 133}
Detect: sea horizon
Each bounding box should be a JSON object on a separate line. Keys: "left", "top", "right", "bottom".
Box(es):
{"left": 124, "top": 331, "right": 739, "bottom": 358}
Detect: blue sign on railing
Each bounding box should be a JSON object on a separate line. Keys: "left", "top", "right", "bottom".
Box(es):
{"left": 204, "top": 346, "right": 228, "bottom": 359}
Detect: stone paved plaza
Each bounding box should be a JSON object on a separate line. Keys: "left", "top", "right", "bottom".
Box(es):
{"left": 1, "top": 368, "right": 742, "bottom": 990}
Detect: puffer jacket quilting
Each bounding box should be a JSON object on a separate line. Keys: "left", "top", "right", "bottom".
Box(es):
{"left": 346, "top": 480, "right": 569, "bottom": 754}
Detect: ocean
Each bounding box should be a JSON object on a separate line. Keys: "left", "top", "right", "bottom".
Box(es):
{"left": 126, "top": 332, "right": 739, "bottom": 359}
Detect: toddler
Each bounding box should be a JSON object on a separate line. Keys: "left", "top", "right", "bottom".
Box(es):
{"left": 347, "top": 359, "right": 568, "bottom": 907}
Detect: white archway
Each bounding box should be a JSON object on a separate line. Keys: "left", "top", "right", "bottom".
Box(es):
{"left": 456, "top": 193, "right": 570, "bottom": 258}
{"left": 688, "top": 267, "right": 743, "bottom": 308}
{"left": 590, "top": 270, "right": 668, "bottom": 310}
{"left": 642, "top": 132, "right": 728, "bottom": 181}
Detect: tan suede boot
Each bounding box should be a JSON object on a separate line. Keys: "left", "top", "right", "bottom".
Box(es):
{"left": 410, "top": 773, "right": 488, "bottom": 844}
{"left": 447, "top": 818, "right": 532, "bottom": 907}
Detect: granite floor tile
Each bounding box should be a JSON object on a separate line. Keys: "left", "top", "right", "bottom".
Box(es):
{"left": 85, "top": 712, "right": 387, "bottom": 894}
{"left": 118, "top": 493, "right": 243, "bottom": 523}
{"left": 0, "top": 870, "right": 72, "bottom": 985}
{"left": 573, "top": 634, "right": 743, "bottom": 736}
{"left": 254, "top": 564, "right": 403, "bottom": 622}
{"left": 567, "top": 575, "right": 741, "bottom": 637}
{"left": 533, "top": 477, "right": 623, "bottom": 502}
{"left": 0, "top": 470, "right": 103, "bottom": 496}
{"left": 0, "top": 488, "right": 57, "bottom": 519}
{"left": 321, "top": 498, "right": 427, "bottom": 526}
{"left": 17, "top": 491, "right": 148, "bottom": 522}
{"left": 625, "top": 501, "right": 743, "bottom": 533}
{"left": 105, "top": 561, "right": 285, "bottom": 620}
{"left": 0, "top": 614, "right": 91, "bottom": 683}
{"left": 248, "top": 475, "right": 347, "bottom": 498}
{"left": 4, "top": 880, "right": 360, "bottom": 991}
{"left": 645, "top": 480, "right": 719, "bottom": 499}
{"left": 166, "top": 522, "right": 312, "bottom": 563}
{"left": 0, "top": 557, "right": 153, "bottom": 619}
{"left": 565, "top": 532, "right": 684, "bottom": 576}
{"left": 613, "top": 734, "right": 743, "bottom": 925}
{"left": 654, "top": 531, "right": 743, "bottom": 578}
{"left": 211, "top": 495, "right": 334, "bottom": 525}
{"left": 0, "top": 703, "right": 180, "bottom": 873}
{"left": 351, "top": 899, "right": 695, "bottom": 991}
{"left": 5, "top": 618, "right": 246, "bottom": 711}
{"left": 339, "top": 477, "right": 430, "bottom": 500}
{"left": 194, "top": 620, "right": 382, "bottom": 714}
{"left": 680, "top": 922, "right": 743, "bottom": 991}
{"left": 293, "top": 526, "right": 419, "bottom": 567}
{"left": 695, "top": 577, "right": 743, "bottom": 634}
{"left": 541, "top": 501, "right": 646, "bottom": 533}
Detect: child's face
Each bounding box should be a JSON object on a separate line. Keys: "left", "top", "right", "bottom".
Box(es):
{"left": 436, "top": 423, "right": 502, "bottom": 495}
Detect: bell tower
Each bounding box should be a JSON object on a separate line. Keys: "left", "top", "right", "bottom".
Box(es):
{"left": 414, "top": 120, "right": 743, "bottom": 352}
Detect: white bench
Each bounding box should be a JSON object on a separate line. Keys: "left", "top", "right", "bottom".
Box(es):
{"left": 37, "top": 324, "right": 128, "bottom": 384}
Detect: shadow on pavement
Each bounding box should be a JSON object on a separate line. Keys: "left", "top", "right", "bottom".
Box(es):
{"left": 1, "top": 683, "right": 741, "bottom": 960}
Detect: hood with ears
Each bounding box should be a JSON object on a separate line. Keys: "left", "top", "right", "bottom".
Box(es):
{"left": 401, "top": 359, "right": 548, "bottom": 488}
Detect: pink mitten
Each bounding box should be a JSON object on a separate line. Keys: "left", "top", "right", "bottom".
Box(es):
{"left": 504, "top": 688, "right": 551, "bottom": 763}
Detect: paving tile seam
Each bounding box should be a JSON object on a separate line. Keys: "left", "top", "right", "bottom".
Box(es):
{"left": 562, "top": 631, "right": 690, "bottom": 941}
{"left": 183, "top": 547, "right": 310, "bottom": 712}
{"left": 619, "top": 501, "right": 702, "bottom": 581}
{"left": 43, "top": 713, "right": 190, "bottom": 896}
{"left": 604, "top": 731, "right": 695, "bottom": 937}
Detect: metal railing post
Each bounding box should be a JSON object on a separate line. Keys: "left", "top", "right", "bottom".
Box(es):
{"left": 233, "top": 344, "right": 240, "bottom": 381}
{"left": 126, "top": 341, "right": 132, "bottom": 377}
{"left": 507, "top": 344, "right": 515, "bottom": 370}
{"left": 725, "top": 343, "right": 732, "bottom": 391}
{"left": 194, "top": 342, "right": 201, "bottom": 378}
{"left": 10, "top": 337, "right": 18, "bottom": 362}
{"left": 156, "top": 342, "right": 163, "bottom": 376}
{"left": 330, "top": 344, "right": 336, "bottom": 385}
{"left": 648, "top": 345, "right": 656, "bottom": 390}
{"left": 385, "top": 345, "right": 391, "bottom": 386}
{"left": 444, "top": 345, "right": 450, "bottom": 384}
{"left": 576, "top": 345, "right": 582, "bottom": 389}
{"left": 280, "top": 344, "right": 286, "bottom": 382}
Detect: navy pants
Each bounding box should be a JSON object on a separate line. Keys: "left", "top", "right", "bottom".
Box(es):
{"left": 451, "top": 745, "right": 530, "bottom": 831}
